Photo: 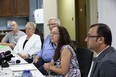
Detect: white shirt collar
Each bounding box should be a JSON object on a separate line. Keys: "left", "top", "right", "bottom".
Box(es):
{"left": 96, "top": 45, "right": 110, "bottom": 57}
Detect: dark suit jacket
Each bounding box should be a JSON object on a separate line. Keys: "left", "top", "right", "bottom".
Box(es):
{"left": 90, "top": 46, "right": 116, "bottom": 77}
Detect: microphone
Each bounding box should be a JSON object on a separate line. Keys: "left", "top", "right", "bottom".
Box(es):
{"left": 3, "top": 50, "right": 14, "bottom": 62}
{"left": 5, "top": 54, "right": 14, "bottom": 62}
{"left": 4, "top": 50, "right": 11, "bottom": 55}
{"left": 0, "top": 52, "right": 5, "bottom": 61}
{"left": 0, "top": 50, "right": 14, "bottom": 67}
{"left": 16, "top": 60, "right": 21, "bottom": 63}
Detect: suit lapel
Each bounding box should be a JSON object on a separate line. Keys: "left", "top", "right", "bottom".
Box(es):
{"left": 90, "top": 57, "right": 99, "bottom": 77}
{"left": 24, "top": 34, "right": 35, "bottom": 52}
{"left": 90, "top": 46, "right": 112, "bottom": 77}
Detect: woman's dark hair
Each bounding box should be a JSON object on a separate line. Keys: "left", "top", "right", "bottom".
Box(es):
{"left": 90, "top": 23, "right": 112, "bottom": 45}
{"left": 53, "top": 26, "right": 73, "bottom": 61}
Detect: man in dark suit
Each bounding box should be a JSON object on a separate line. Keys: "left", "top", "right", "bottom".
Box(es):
{"left": 85, "top": 23, "right": 116, "bottom": 77}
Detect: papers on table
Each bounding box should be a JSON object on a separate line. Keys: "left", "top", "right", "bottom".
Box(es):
{"left": 9, "top": 63, "right": 37, "bottom": 72}
{"left": 0, "top": 45, "right": 12, "bottom": 52}
{"left": 0, "top": 45, "right": 8, "bottom": 48}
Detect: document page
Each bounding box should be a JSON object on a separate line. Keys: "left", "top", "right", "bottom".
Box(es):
{"left": 9, "top": 64, "right": 37, "bottom": 72}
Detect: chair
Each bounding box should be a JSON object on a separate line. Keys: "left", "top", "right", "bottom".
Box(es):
{"left": 76, "top": 48, "right": 93, "bottom": 77}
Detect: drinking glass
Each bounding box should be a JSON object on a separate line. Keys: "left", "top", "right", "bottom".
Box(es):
{"left": 47, "top": 70, "right": 51, "bottom": 77}
{"left": 0, "top": 66, "right": 2, "bottom": 75}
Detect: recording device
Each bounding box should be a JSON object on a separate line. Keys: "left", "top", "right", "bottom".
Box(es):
{"left": 0, "top": 50, "right": 14, "bottom": 67}
{"left": 10, "top": 59, "right": 21, "bottom": 64}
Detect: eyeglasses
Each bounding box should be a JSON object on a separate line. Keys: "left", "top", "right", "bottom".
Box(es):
{"left": 11, "top": 24, "right": 16, "bottom": 26}
{"left": 47, "top": 23, "right": 57, "bottom": 26}
{"left": 87, "top": 34, "right": 101, "bottom": 38}
{"left": 50, "top": 32, "right": 59, "bottom": 35}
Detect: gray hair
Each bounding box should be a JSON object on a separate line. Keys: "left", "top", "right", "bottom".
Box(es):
{"left": 26, "top": 22, "right": 36, "bottom": 31}
{"left": 48, "top": 17, "right": 61, "bottom": 25}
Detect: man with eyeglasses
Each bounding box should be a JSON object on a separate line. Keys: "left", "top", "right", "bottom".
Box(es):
{"left": 85, "top": 23, "right": 116, "bottom": 77}
{"left": 33, "top": 17, "right": 60, "bottom": 75}
{"left": 0, "top": 21, "right": 25, "bottom": 49}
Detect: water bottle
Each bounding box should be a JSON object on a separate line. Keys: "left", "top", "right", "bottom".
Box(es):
{"left": 21, "top": 70, "right": 32, "bottom": 77}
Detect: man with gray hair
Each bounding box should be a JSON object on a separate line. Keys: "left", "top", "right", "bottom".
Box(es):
{"left": 33, "top": 17, "right": 60, "bottom": 74}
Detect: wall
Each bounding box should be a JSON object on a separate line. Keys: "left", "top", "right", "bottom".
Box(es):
{"left": 29, "top": 0, "right": 43, "bottom": 33}
{"left": 0, "top": 0, "right": 57, "bottom": 39}
{"left": 43, "top": 0, "right": 58, "bottom": 38}
{"left": 89, "top": 0, "right": 98, "bottom": 26}
{"left": 0, "top": 17, "right": 27, "bottom": 30}
{"left": 29, "top": 0, "right": 43, "bottom": 22}
{"left": 58, "top": 0, "right": 75, "bottom": 40}
{"left": 98, "top": 0, "right": 116, "bottom": 48}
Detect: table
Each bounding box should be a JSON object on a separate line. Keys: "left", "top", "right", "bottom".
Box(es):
{"left": 0, "top": 45, "right": 45, "bottom": 77}
{"left": 0, "top": 45, "right": 12, "bottom": 52}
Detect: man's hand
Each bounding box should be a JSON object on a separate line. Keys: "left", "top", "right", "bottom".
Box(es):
{"left": 32, "top": 56, "right": 39, "bottom": 63}
{"left": 9, "top": 43, "right": 16, "bottom": 49}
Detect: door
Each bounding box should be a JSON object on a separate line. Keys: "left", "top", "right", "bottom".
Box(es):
{"left": 75, "top": 0, "right": 87, "bottom": 48}
{"left": 15, "top": 0, "right": 29, "bottom": 16}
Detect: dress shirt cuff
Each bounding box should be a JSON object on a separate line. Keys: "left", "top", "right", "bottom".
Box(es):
{"left": 37, "top": 53, "right": 42, "bottom": 58}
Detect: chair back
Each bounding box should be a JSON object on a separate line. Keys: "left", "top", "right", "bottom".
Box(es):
{"left": 76, "top": 48, "right": 93, "bottom": 77}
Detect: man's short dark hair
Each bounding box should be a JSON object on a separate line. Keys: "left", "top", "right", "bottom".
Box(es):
{"left": 90, "top": 23, "right": 112, "bottom": 45}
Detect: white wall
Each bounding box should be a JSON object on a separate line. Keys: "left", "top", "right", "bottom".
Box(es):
{"left": 89, "top": 0, "right": 98, "bottom": 26}
{"left": 58, "top": 0, "right": 75, "bottom": 40}
{"left": 43, "top": 0, "right": 58, "bottom": 38}
{"left": 98, "top": 0, "right": 116, "bottom": 48}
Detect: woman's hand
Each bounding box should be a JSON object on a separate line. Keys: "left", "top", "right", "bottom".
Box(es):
{"left": 18, "top": 54, "right": 29, "bottom": 59}
{"left": 44, "top": 63, "right": 50, "bottom": 71}
{"left": 44, "top": 62, "right": 54, "bottom": 71}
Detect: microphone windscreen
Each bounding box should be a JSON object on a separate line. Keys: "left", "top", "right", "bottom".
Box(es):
{"left": 5, "top": 54, "right": 14, "bottom": 61}
{"left": 0, "top": 52, "right": 5, "bottom": 62}
{"left": 0, "top": 52, "right": 5, "bottom": 58}
{"left": 4, "top": 50, "right": 11, "bottom": 55}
